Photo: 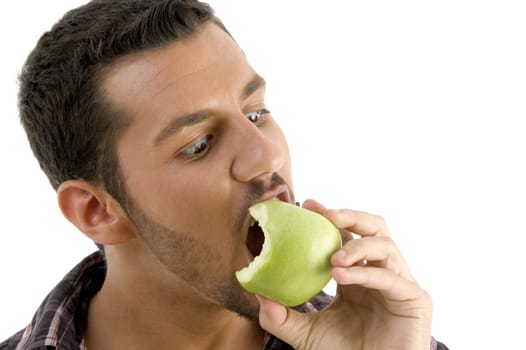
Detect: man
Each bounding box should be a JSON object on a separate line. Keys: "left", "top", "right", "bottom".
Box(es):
{"left": 1, "top": 0, "right": 447, "bottom": 349}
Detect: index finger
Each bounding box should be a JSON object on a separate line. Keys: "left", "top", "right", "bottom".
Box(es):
{"left": 324, "top": 209, "right": 391, "bottom": 238}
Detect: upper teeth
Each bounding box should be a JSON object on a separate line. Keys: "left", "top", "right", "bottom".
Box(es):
{"left": 249, "top": 218, "right": 257, "bottom": 227}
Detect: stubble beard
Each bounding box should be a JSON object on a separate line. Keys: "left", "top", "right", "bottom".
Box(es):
{"left": 117, "top": 172, "right": 293, "bottom": 321}
{"left": 120, "top": 198, "right": 259, "bottom": 320}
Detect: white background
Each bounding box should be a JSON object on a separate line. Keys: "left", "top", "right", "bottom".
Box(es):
{"left": 1, "top": 1, "right": 525, "bottom": 348}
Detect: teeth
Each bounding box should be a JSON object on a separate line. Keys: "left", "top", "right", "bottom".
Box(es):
{"left": 249, "top": 218, "right": 257, "bottom": 227}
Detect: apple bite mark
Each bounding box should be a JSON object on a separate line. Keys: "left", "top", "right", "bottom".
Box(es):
{"left": 246, "top": 221, "right": 265, "bottom": 259}
{"left": 238, "top": 207, "right": 272, "bottom": 280}
{"left": 236, "top": 203, "right": 269, "bottom": 272}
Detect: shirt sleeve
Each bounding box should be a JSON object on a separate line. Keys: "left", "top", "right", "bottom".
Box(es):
{"left": 431, "top": 337, "right": 450, "bottom": 350}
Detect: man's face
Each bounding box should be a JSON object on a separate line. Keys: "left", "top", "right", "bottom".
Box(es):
{"left": 102, "top": 22, "right": 293, "bottom": 319}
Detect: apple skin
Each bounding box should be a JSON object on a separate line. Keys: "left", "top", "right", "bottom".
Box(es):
{"left": 235, "top": 200, "right": 342, "bottom": 306}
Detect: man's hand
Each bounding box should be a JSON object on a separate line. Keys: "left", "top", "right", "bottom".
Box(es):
{"left": 257, "top": 199, "right": 433, "bottom": 350}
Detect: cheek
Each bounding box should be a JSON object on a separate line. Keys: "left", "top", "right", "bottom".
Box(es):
{"left": 153, "top": 163, "right": 233, "bottom": 232}
{"left": 121, "top": 160, "right": 215, "bottom": 225}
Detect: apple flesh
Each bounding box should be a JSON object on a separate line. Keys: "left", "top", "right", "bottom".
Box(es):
{"left": 235, "top": 200, "right": 342, "bottom": 306}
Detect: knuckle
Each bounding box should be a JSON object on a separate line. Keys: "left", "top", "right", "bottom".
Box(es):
{"left": 416, "top": 288, "right": 434, "bottom": 318}
{"left": 420, "top": 289, "right": 433, "bottom": 306}
{"left": 378, "top": 235, "right": 395, "bottom": 249}
{"left": 374, "top": 214, "right": 390, "bottom": 232}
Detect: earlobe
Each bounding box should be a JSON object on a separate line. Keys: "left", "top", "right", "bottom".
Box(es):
{"left": 57, "top": 180, "right": 135, "bottom": 245}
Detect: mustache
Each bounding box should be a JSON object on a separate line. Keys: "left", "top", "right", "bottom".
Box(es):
{"left": 248, "top": 172, "right": 289, "bottom": 204}
{"left": 235, "top": 173, "right": 294, "bottom": 232}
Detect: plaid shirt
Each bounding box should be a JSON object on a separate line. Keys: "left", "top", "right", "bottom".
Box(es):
{"left": 0, "top": 252, "right": 447, "bottom": 350}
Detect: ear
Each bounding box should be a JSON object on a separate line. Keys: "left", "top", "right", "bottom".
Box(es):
{"left": 57, "top": 180, "right": 135, "bottom": 246}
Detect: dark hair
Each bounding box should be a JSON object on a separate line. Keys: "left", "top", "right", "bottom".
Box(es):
{"left": 18, "top": 0, "right": 225, "bottom": 204}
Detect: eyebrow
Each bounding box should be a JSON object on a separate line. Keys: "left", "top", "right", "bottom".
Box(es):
{"left": 154, "top": 74, "right": 266, "bottom": 147}
{"left": 154, "top": 111, "right": 210, "bottom": 146}
{"left": 241, "top": 74, "right": 266, "bottom": 100}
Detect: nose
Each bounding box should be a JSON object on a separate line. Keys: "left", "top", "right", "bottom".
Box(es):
{"left": 230, "top": 117, "right": 286, "bottom": 183}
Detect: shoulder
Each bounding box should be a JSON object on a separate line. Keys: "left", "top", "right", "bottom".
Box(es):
{"left": 0, "top": 252, "right": 105, "bottom": 349}
{"left": 0, "top": 329, "right": 24, "bottom": 350}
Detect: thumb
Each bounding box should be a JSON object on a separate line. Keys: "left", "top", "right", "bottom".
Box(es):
{"left": 256, "top": 295, "right": 310, "bottom": 349}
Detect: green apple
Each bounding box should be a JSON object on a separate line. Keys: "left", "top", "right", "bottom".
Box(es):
{"left": 235, "top": 200, "right": 342, "bottom": 306}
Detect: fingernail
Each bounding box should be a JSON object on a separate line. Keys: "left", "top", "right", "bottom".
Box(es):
{"left": 333, "top": 249, "right": 346, "bottom": 258}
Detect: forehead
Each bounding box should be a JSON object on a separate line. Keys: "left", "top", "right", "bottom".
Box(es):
{"left": 101, "top": 21, "right": 248, "bottom": 118}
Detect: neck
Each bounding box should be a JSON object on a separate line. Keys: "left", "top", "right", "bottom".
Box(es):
{"left": 84, "top": 243, "right": 265, "bottom": 350}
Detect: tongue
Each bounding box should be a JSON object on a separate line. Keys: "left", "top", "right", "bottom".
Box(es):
{"left": 246, "top": 223, "right": 264, "bottom": 258}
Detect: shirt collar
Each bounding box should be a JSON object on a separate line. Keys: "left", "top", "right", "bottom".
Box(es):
{"left": 10, "top": 252, "right": 105, "bottom": 349}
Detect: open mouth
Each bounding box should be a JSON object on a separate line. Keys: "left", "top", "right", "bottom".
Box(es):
{"left": 246, "top": 218, "right": 264, "bottom": 259}
{"left": 243, "top": 184, "right": 292, "bottom": 261}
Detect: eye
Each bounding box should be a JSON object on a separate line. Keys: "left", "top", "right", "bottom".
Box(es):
{"left": 180, "top": 135, "right": 213, "bottom": 158}
{"left": 245, "top": 108, "right": 270, "bottom": 124}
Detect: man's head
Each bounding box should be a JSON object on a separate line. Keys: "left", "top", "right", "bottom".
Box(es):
{"left": 19, "top": 0, "right": 220, "bottom": 201}
{"left": 20, "top": 0, "right": 293, "bottom": 319}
